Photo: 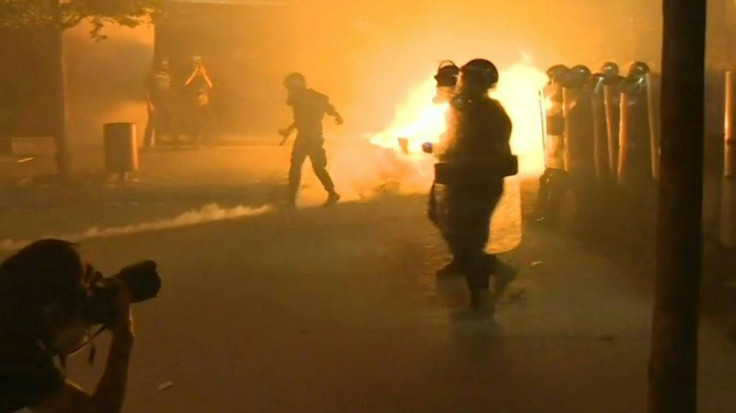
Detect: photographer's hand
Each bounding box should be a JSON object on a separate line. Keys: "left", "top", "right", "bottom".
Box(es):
{"left": 88, "top": 280, "right": 133, "bottom": 412}
{"left": 30, "top": 281, "right": 134, "bottom": 413}
{"left": 109, "top": 281, "right": 134, "bottom": 344}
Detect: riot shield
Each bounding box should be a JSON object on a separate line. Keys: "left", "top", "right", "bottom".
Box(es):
{"left": 618, "top": 76, "right": 653, "bottom": 191}
{"left": 603, "top": 81, "right": 623, "bottom": 179}
{"left": 562, "top": 85, "right": 595, "bottom": 184}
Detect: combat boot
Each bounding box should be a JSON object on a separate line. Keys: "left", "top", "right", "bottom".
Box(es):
{"left": 492, "top": 260, "right": 518, "bottom": 300}
{"left": 470, "top": 289, "right": 494, "bottom": 315}
{"left": 324, "top": 191, "right": 341, "bottom": 206}
{"left": 436, "top": 259, "right": 463, "bottom": 278}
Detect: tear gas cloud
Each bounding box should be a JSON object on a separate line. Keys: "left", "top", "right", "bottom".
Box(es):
{"left": 38, "top": 0, "right": 665, "bottom": 216}
{"left": 0, "top": 204, "right": 270, "bottom": 251}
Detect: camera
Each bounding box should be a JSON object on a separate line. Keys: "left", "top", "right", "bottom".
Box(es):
{"left": 84, "top": 260, "right": 162, "bottom": 326}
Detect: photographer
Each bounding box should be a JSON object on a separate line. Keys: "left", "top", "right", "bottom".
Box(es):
{"left": 0, "top": 239, "right": 134, "bottom": 413}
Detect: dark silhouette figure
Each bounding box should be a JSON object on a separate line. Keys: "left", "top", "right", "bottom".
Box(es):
{"left": 279, "top": 72, "right": 343, "bottom": 207}
{"left": 184, "top": 55, "right": 214, "bottom": 146}
{"left": 143, "top": 58, "right": 178, "bottom": 148}
{"left": 432, "top": 59, "right": 518, "bottom": 315}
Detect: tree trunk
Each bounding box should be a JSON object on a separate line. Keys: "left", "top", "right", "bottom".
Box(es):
{"left": 49, "top": 1, "right": 70, "bottom": 178}
{"left": 649, "top": 0, "right": 706, "bottom": 412}
{"left": 709, "top": 0, "right": 736, "bottom": 67}
{"left": 727, "top": 0, "right": 736, "bottom": 66}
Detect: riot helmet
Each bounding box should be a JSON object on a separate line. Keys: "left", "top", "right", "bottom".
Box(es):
{"left": 546, "top": 64, "right": 570, "bottom": 83}
{"left": 459, "top": 59, "right": 499, "bottom": 91}
{"left": 627, "top": 61, "right": 650, "bottom": 79}
{"left": 600, "top": 62, "right": 619, "bottom": 78}
{"left": 434, "top": 60, "right": 460, "bottom": 88}
{"left": 563, "top": 65, "right": 592, "bottom": 88}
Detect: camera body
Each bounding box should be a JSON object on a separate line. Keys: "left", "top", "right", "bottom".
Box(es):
{"left": 84, "top": 260, "right": 161, "bottom": 326}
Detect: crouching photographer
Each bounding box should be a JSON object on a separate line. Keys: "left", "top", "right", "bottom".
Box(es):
{"left": 0, "top": 239, "right": 161, "bottom": 413}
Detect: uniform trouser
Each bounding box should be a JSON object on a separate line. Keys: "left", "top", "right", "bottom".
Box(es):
{"left": 144, "top": 102, "right": 177, "bottom": 147}
{"left": 191, "top": 104, "right": 210, "bottom": 143}
{"left": 437, "top": 180, "right": 503, "bottom": 291}
{"left": 288, "top": 136, "right": 335, "bottom": 200}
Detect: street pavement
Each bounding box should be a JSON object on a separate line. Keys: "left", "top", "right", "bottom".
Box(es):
{"left": 2, "top": 145, "right": 735, "bottom": 412}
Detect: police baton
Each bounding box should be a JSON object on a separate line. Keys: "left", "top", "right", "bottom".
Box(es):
{"left": 278, "top": 129, "right": 292, "bottom": 146}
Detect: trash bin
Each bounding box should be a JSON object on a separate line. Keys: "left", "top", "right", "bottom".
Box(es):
{"left": 103, "top": 122, "right": 138, "bottom": 173}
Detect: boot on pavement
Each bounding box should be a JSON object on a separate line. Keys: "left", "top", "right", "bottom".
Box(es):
{"left": 470, "top": 289, "right": 494, "bottom": 316}
{"left": 324, "top": 191, "right": 341, "bottom": 207}
{"left": 436, "top": 258, "right": 463, "bottom": 278}
{"left": 493, "top": 259, "right": 518, "bottom": 300}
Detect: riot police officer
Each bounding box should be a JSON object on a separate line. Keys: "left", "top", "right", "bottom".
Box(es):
{"left": 537, "top": 64, "right": 571, "bottom": 222}
{"left": 432, "top": 60, "right": 460, "bottom": 104}
{"left": 618, "top": 61, "right": 655, "bottom": 193}
{"left": 428, "top": 60, "right": 463, "bottom": 277}
{"left": 431, "top": 59, "right": 518, "bottom": 315}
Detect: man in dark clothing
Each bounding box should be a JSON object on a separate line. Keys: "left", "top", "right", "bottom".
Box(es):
{"left": 0, "top": 239, "right": 134, "bottom": 413}
{"left": 279, "top": 72, "right": 342, "bottom": 207}
{"left": 143, "top": 58, "right": 178, "bottom": 148}
{"left": 432, "top": 59, "right": 518, "bottom": 315}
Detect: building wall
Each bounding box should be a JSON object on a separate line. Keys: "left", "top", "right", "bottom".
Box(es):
{"left": 0, "top": 27, "right": 59, "bottom": 139}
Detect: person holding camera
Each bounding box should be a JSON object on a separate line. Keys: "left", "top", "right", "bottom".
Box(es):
{"left": 0, "top": 239, "right": 135, "bottom": 413}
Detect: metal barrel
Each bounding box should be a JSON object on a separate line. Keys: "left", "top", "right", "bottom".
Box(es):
{"left": 103, "top": 122, "right": 138, "bottom": 173}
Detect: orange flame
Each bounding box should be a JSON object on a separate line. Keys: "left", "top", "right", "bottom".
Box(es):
{"left": 368, "top": 78, "right": 449, "bottom": 157}
{"left": 368, "top": 57, "right": 548, "bottom": 176}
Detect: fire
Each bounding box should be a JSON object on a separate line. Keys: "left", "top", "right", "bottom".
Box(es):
{"left": 368, "top": 57, "right": 549, "bottom": 176}
{"left": 368, "top": 78, "right": 449, "bottom": 157}
{"left": 492, "top": 60, "right": 549, "bottom": 175}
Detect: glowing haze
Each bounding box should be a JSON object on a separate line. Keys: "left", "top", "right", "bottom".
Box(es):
{"left": 367, "top": 55, "right": 548, "bottom": 179}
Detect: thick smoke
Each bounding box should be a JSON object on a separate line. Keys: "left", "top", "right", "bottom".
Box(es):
{"left": 0, "top": 204, "right": 270, "bottom": 251}
{"left": 61, "top": 0, "right": 663, "bottom": 162}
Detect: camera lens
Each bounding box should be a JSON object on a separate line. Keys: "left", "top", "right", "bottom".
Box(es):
{"left": 114, "top": 260, "right": 161, "bottom": 303}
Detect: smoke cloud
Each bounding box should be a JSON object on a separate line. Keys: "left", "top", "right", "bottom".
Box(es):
{"left": 0, "top": 204, "right": 270, "bottom": 251}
